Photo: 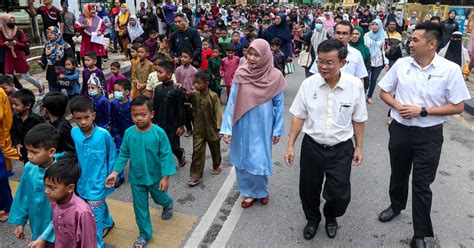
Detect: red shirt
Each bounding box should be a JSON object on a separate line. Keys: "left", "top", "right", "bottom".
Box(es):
{"left": 201, "top": 48, "right": 214, "bottom": 71}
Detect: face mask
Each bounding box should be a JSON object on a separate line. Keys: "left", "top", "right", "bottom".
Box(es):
{"left": 114, "top": 91, "right": 124, "bottom": 100}
{"left": 120, "top": 8, "right": 126, "bottom": 13}
{"left": 315, "top": 23, "right": 323, "bottom": 31}
{"left": 6, "top": 23, "right": 15, "bottom": 29}
{"left": 89, "top": 90, "right": 99, "bottom": 97}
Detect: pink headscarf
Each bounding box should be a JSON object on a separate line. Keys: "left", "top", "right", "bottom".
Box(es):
{"left": 324, "top": 12, "right": 334, "bottom": 30}
{"left": 1, "top": 14, "right": 18, "bottom": 58}
{"left": 232, "top": 39, "right": 287, "bottom": 124}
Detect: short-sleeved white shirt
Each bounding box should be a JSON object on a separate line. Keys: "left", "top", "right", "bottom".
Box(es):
{"left": 290, "top": 72, "right": 368, "bottom": 146}
{"left": 309, "top": 45, "right": 369, "bottom": 79}
{"left": 378, "top": 55, "right": 471, "bottom": 127}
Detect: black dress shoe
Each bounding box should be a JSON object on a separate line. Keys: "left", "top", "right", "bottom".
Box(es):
{"left": 303, "top": 222, "right": 318, "bottom": 240}
{"left": 410, "top": 237, "right": 426, "bottom": 248}
{"left": 378, "top": 207, "right": 400, "bottom": 222}
{"left": 325, "top": 218, "right": 338, "bottom": 238}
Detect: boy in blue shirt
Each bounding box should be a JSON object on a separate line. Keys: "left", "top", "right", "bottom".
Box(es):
{"left": 70, "top": 96, "right": 116, "bottom": 248}
{"left": 110, "top": 78, "right": 134, "bottom": 188}
{"left": 8, "top": 124, "right": 58, "bottom": 245}
{"left": 106, "top": 96, "right": 176, "bottom": 248}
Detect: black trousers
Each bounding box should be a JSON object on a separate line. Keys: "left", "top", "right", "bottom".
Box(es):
{"left": 166, "top": 132, "right": 184, "bottom": 161}
{"left": 388, "top": 121, "right": 443, "bottom": 238}
{"left": 299, "top": 135, "right": 354, "bottom": 224}
{"left": 62, "top": 33, "right": 74, "bottom": 49}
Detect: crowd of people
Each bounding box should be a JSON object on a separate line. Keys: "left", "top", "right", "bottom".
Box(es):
{"left": 0, "top": 1, "right": 472, "bottom": 248}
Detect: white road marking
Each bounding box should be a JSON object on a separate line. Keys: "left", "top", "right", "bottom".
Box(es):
{"left": 210, "top": 194, "right": 244, "bottom": 248}
{"left": 184, "top": 166, "right": 236, "bottom": 248}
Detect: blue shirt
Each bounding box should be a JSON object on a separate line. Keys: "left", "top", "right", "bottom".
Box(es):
{"left": 71, "top": 126, "right": 116, "bottom": 200}
{"left": 92, "top": 94, "right": 111, "bottom": 130}
{"left": 110, "top": 99, "right": 134, "bottom": 149}
{"left": 8, "top": 162, "right": 54, "bottom": 242}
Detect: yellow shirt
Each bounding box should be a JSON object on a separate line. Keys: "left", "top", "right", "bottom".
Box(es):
{"left": 0, "top": 88, "right": 19, "bottom": 160}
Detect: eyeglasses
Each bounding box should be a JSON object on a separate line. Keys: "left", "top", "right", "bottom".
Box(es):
{"left": 335, "top": 31, "right": 351, "bottom": 36}
{"left": 316, "top": 60, "right": 337, "bottom": 68}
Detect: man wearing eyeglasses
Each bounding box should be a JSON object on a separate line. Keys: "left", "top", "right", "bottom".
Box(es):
{"left": 285, "top": 39, "right": 367, "bottom": 241}
{"left": 309, "top": 20, "right": 368, "bottom": 80}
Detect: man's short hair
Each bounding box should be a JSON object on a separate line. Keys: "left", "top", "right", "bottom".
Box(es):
{"left": 69, "top": 96, "right": 94, "bottom": 114}
{"left": 270, "top": 38, "right": 282, "bottom": 47}
{"left": 334, "top": 20, "right": 354, "bottom": 34}
{"left": 317, "top": 39, "right": 348, "bottom": 61}
{"left": 24, "top": 123, "right": 60, "bottom": 150}
{"left": 415, "top": 21, "right": 442, "bottom": 48}
{"left": 42, "top": 92, "right": 69, "bottom": 117}
{"left": 174, "top": 12, "right": 187, "bottom": 20}
{"left": 194, "top": 71, "right": 210, "bottom": 82}
{"left": 157, "top": 60, "right": 175, "bottom": 74}
{"left": 430, "top": 16, "right": 441, "bottom": 23}
{"left": 12, "top": 89, "right": 35, "bottom": 109}
{"left": 115, "top": 78, "right": 131, "bottom": 91}
{"left": 44, "top": 153, "right": 81, "bottom": 186}
{"left": 85, "top": 51, "right": 97, "bottom": 60}
{"left": 0, "top": 75, "right": 13, "bottom": 85}
{"left": 131, "top": 95, "right": 153, "bottom": 112}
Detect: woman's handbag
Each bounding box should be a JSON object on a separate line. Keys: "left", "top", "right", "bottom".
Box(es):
{"left": 297, "top": 45, "right": 312, "bottom": 67}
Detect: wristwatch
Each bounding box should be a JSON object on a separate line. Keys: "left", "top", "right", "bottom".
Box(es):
{"left": 420, "top": 107, "right": 428, "bottom": 117}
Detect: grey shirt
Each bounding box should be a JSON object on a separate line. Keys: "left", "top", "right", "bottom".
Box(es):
{"left": 62, "top": 11, "right": 76, "bottom": 35}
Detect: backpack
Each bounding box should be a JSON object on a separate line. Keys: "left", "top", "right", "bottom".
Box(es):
{"left": 16, "top": 30, "right": 30, "bottom": 56}
{"left": 385, "top": 32, "right": 401, "bottom": 61}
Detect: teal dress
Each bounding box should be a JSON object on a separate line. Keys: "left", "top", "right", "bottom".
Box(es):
{"left": 8, "top": 162, "right": 54, "bottom": 242}
{"left": 220, "top": 84, "right": 285, "bottom": 198}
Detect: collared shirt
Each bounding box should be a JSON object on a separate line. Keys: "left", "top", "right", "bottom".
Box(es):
{"left": 378, "top": 55, "right": 471, "bottom": 128}
{"left": 146, "top": 72, "right": 176, "bottom": 91}
{"left": 290, "top": 72, "right": 368, "bottom": 146}
{"left": 71, "top": 126, "right": 116, "bottom": 200}
{"left": 51, "top": 193, "right": 97, "bottom": 248}
{"left": 175, "top": 64, "right": 198, "bottom": 92}
{"left": 309, "top": 46, "right": 368, "bottom": 78}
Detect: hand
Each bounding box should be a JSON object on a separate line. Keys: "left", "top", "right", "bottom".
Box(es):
{"left": 59, "top": 74, "right": 65, "bottom": 79}
{"left": 16, "top": 144, "right": 23, "bottom": 155}
{"left": 284, "top": 146, "right": 294, "bottom": 167}
{"left": 105, "top": 172, "right": 118, "bottom": 188}
{"left": 384, "top": 64, "right": 389, "bottom": 71}
{"left": 353, "top": 146, "right": 363, "bottom": 166}
{"left": 272, "top": 136, "right": 280, "bottom": 145}
{"left": 159, "top": 177, "right": 169, "bottom": 191}
{"left": 37, "top": 61, "right": 44, "bottom": 66}
{"left": 399, "top": 104, "right": 421, "bottom": 119}
{"left": 28, "top": 239, "right": 46, "bottom": 248}
{"left": 137, "top": 83, "right": 146, "bottom": 91}
{"left": 212, "top": 75, "right": 215, "bottom": 79}
{"left": 11, "top": 40, "right": 17, "bottom": 45}
{"left": 97, "top": 31, "right": 102, "bottom": 36}
{"left": 14, "top": 225, "right": 25, "bottom": 240}
{"left": 176, "top": 126, "right": 185, "bottom": 136}
{"left": 174, "top": 83, "right": 183, "bottom": 88}
{"left": 174, "top": 57, "right": 180, "bottom": 64}
{"left": 223, "top": 135, "right": 232, "bottom": 144}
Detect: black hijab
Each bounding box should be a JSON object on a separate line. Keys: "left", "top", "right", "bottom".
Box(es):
{"left": 444, "top": 33, "right": 462, "bottom": 67}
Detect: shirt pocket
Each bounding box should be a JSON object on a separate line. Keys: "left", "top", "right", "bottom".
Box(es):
{"left": 425, "top": 75, "right": 446, "bottom": 97}
{"left": 333, "top": 102, "right": 353, "bottom": 127}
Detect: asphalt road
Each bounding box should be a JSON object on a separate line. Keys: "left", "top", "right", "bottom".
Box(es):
{"left": 1, "top": 65, "right": 473, "bottom": 248}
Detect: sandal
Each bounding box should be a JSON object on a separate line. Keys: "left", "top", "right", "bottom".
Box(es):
{"left": 188, "top": 177, "right": 201, "bottom": 186}
{"left": 211, "top": 166, "right": 223, "bottom": 175}
{"left": 162, "top": 204, "right": 173, "bottom": 220}
{"left": 0, "top": 211, "right": 8, "bottom": 222}
{"left": 241, "top": 197, "right": 256, "bottom": 208}
{"left": 102, "top": 221, "right": 115, "bottom": 238}
{"left": 134, "top": 237, "right": 148, "bottom": 248}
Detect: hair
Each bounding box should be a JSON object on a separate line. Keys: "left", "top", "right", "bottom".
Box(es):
{"left": 12, "top": 89, "right": 35, "bottom": 109}
{"left": 152, "top": 52, "right": 167, "bottom": 62}
{"left": 24, "top": 123, "right": 60, "bottom": 149}
{"left": 270, "top": 38, "right": 282, "bottom": 47}
{"left": 42, "top": 92, "right": 69, "bottom": 117}
{"left": 44, "top": 153, "right": 81, "bottom": 186}
{"left": 157, "top": 60, "right": 175, "bottom": 74}
{"left": 334, "top": 15, "right": 343, "bottom": 21}
{"left": 85, "top": 51, "right": 97, "bottom": 60}
{"left": 64, "top": 57, "right": 77, "bottom": 67}
{"left": 174, "top": 12, "right": 186, "bottom": 20}
{"left": 110, "top": 61, "right": 121, "bottom": 69}
{"left": 317, "top": 39, "right": 348, "bottom": 60}
{"left": 132, "top": 37, "right": 145, "bottom": 45}
{"left": 130, "top": 45, "right": 139, "bottom": 52}
{"left": 430, "top": 16, "right": 441, "bottom": 23}
{"left": 232, "top": 31, "right": 240, "bottom": 36}
{"left": 138, "top": 45, "right": 150, "bottom": 52}
{"left": 131, "top": 95, "right": 153, "bottom": 111}
{"left": 387, "top": 20, "right": 397, "bottom": 25}
{"left": 194, "top": 71, "right": 210, "bottom": 83}
{"left": 69, "top": 96, "right": 94, "bottom": 114}
{"left": 114, "top": 78, "right": 131, "bottom": 91}
{"left": 247, "top": 33, "right": 256, "bottom": 40}
{"left": 243, "top": 43, "right": 250, "bottom": 49}
{"left": 148, "top": 29, "right": 157, "bottom": 35}
{"left": 226, "top": 45, "right": 236, "bottom": 52}
{"left": 333, "top": 20, "right": 354, "bottom": 34}
{"left": 0, "top": 75, "right": 13, "bottom": 86}
{"left": 181, "top": 49, "right": 193, "bottom": 57}
{"left": 415, "top": 21, "right": 442, "bottom": 47}
{"left": 212, "top": 46, "right": 221, "bottom": 52}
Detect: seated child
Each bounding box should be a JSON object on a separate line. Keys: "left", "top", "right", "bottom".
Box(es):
{"left": 106, "top": 96, "right": 176, "bottom": 248}
{"left": 8, "top": 124, "right": 59, "bottom": 245}
{"left": 10, "top": 89, "right": 45, "bottom": 163}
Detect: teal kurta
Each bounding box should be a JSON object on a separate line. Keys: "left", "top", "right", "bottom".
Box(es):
{"left": 114, "top": 124, "right": 177, "bottom": 185}
{"left": 8, "top": 162, "right": 54, "bottom": 242}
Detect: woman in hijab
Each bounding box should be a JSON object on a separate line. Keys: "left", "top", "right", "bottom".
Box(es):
{"left": 115, "top": 3, "right": 130, "bottom": 55}
{"left": 439, "top": 10, "right": 459, "bottom": 50}
{"left": 364, "top": 19, "right": 388, "bottom": 104}
{"left": 215, "top": 19, "right": 226, "bottom": 30}
{"left": 128, "top": 15, "right": 144, "bottom": 43}
{"left": 439, "top": 31, "right": 470, "bottom": 79}
{"left": 40, "top": 26, "right": 74, "bottom": 93}
{"left": 350, "top": 26, "right": 371, "bottom": 92}
{"left": 324, "top": 11, "right": 335, "bottom": 38}
{"left": 144, "top": 6, "right": 159, "bottom": 35}
{"left": 0, "top": 14, "right": 43, "bottom": 94}
{"left": 394, "top": 11, "right": 404, "bottom": 34}
{"left": 155, "top": 6, "right": 166, "bottom": 35}
{"left": 303, "top": 16, "right": 327, "bottom": 78}
{"left": 262, "top": 13, "right": 292, "bottom": 59}
{"left": 221, "top": 39, "right": 287, "bottom": 208}
{"left": 76, "top": 3, "right": 106, "bottom": 69}
{"left": 97, "top": 3, "right": 112, "bottom": 38}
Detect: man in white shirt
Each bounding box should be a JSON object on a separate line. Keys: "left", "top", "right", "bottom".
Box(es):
{"left": 309, "top": 20, "right": 368, "bottom": 79}
{"left": 285, "top": 39, "right": 368, "bottom": 241}
{"left": 377, "top": 22, "right": 471, "bottom": 248}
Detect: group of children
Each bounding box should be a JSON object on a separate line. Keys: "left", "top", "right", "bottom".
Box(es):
{"left": 0, "top": 34, "right": 226, "bottom": 247}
